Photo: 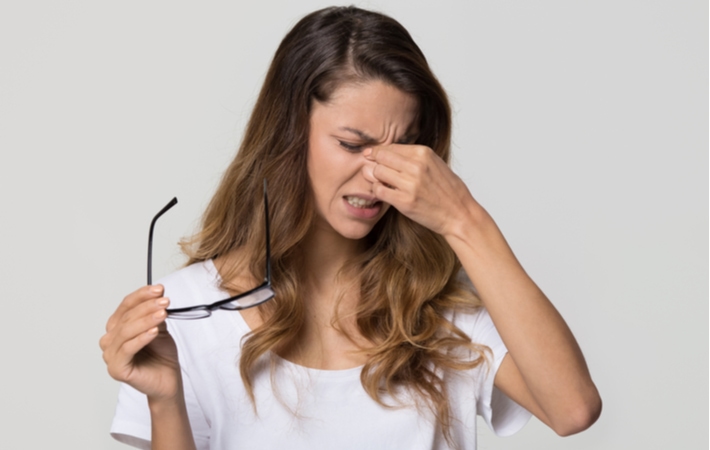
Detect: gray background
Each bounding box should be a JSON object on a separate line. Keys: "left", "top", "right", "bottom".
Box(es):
{"left": 0, "top": 0, "right": 706, "bottom": 449}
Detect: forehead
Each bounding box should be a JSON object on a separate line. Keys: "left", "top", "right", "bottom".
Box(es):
{"left": 311, "top": 80, "right": 419, "bottom": 137}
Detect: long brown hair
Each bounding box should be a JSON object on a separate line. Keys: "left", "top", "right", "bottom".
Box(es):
{"left": 182, "top": 6, "right": 486, "bottom": 443}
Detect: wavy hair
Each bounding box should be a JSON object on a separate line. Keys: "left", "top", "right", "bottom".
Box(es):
{"left": 182, "top": 6, "right": 486, "bottom": 443}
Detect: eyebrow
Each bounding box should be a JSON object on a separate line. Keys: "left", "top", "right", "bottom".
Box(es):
{"left": 338, "top": 127, "right": 418, "bottom": 144}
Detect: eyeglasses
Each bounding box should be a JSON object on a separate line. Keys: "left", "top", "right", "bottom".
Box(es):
{"left": 147, "top": 179, "right": 275, "bottom": 319}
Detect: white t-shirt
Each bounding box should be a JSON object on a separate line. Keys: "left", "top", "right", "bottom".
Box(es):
{"left": 110, "top": 260, "right": 530, "bottom": 449}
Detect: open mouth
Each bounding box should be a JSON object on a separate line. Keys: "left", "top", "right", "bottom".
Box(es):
{"left": 345, "top": 196, "right": 380, "bottom": 209}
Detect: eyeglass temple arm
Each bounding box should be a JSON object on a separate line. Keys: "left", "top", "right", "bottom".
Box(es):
{"left": 147, "top": 197, "right": 178, "bottom": 285}
{"left": 263, "top": 179, "right": 271, "bottom": 283}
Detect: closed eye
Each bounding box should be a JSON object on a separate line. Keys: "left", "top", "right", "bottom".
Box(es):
{"left": 338, "top": 141, "right": 365, "bottom": 153}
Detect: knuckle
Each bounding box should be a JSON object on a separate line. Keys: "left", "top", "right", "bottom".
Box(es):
{"left": 408, "top": 160, "right": 426, "bottom": 176}
{"left": 404, "top": 190, "right": 417, "bottom": 206}
{"left": 105, "top": 317, "right": 115, "bottom": 333}
{"left": 99, "top": 334, "right": 108, "bottom": 350}
{"left": 415, "top": 160, "right": 427, "bottom": 173}
{"left": 124, "top": 305, "right": 138, "bottom": 320}
{"left": 122, "top": 292, "right": 133, "bottom": 304}
{"left": 106, "top": 366, "right": 121, "bottom": 381}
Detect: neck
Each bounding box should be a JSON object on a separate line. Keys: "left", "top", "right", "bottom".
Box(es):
{"left": 300, "top": 222, "right": 366, "bottom": 289}
{"left": 276, "top": 222, "right": 371, "bottom": 369}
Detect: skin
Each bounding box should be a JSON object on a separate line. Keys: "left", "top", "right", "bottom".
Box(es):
{"left": 100, "top": 286, "right": 196, "bottom": 450}
{"left": 99, "top": 79, "right": 601, "bottom": 449}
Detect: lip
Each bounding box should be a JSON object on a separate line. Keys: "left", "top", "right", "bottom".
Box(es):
{"left": 342, "top": 195, "right": 383, "bottom": 219}
{"left": 344, "top": 193, "right": 379, "bottom": 203}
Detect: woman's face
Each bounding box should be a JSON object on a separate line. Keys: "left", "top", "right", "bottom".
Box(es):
{"left": 307, "top": 79, "right": 419, "bottom": 241}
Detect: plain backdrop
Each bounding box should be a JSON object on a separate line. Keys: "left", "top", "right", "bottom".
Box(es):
{"left": 0, "top": 1, "right": 706, "bottom": 449}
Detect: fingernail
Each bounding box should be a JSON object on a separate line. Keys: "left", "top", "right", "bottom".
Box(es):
{"left": 150, "top": 285, "right": 163, "bottom": 294}
{"left": 363, "top": 148, "right": 372, "bottom": 157}
{"left": 154, "top": 310, "right": 166, "bottom": 319}
{"left": 157, "top": 298, "right": 169, "bottom": 306}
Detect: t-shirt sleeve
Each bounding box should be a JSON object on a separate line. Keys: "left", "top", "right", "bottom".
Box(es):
{"left": 110, "top": 383, "right": 151, "bottom": 449}
{"left": 110, "top": 366, "right": 211, "bottom": 449}
{"left": 469, "top": 307, "right": 532, "bottom": 437}
{"left": 110, "top": 265, "right": 213, "bottom": 449}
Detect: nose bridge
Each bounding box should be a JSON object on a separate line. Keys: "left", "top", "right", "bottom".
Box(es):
{"left": 358, "top": 150, "right": 376, "bottom": 169}
{"left": 380, "top": 125, "right": 399, "bottom": 146}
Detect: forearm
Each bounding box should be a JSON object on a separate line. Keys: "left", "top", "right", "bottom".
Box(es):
{"left": 445, "top": 203, "right": 600, "bottom": 431}
{"left": 363, "top": 140, "right": 600, "bottom": 431}
{"left": 148, "top": 387, "right": 196, "bottom": 450}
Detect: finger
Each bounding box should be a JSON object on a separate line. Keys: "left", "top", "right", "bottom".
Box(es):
{"left": 118, "top": 285, "right": 165, "bottom": 315}
{"left": 107, "top": 296, "right": 162, "bottom": 335}
{"left": 368, "top": 144, "right": 429, "bottom": 174}
{"left": 117, "top": 326, "right": 159, "bottom": 361}
{"left": 114, "top": 307, "right": 168, "bottom": 348}
{"left": 372, "top": 180, "right": 411, "bottom": 208}
{"left": 119, "top": 296, "right": 170, "bottom": 327}
{"left": 106, "top": 327, "right": 160, "bottom": 381}
{"left": 102, "top": 297, "right": 170, "bottom": 349}
{"left": 371, "top": 163, "right": 412, "bottom": 191}
{"left": 361, "top": 160, "right": 378, "bottom": 184}
{"left": 107, "top": 285, "right": 164, "bottom": 332}
{"left": 104, "top": 305, "right": 168, "bottom": 361}
{"left": 369, "top": 142, "right": 425, "bottom": 157}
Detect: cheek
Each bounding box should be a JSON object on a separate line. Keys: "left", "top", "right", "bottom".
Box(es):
{"left": 307, "top": 140, "right": 353, "bottom": 191}
{"left": 306, "top": 142, "right": 338, "bottom": 208}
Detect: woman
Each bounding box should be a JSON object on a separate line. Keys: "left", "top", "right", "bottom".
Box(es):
{"left": 100, "top": 6, "right": 601, "bottom": 449}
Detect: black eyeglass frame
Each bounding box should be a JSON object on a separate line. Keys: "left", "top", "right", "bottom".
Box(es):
{"left": 147, "top": 179, "right": 274, "bottom": 319}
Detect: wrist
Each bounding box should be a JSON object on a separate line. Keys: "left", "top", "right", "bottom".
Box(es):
{"left": 147, "top": 384, "right": 186, "bottom": 415}
{"left": 148, "top": 395, "right": 183, "bottom": 413}
{"left": 444, "top": 202, "right": 522, "bottom": 275}
{"left": 443, "top": 199, "right": 495, "bottom": 248}
{"left": 147, "top": 382, "right": 196, "bottom": 450}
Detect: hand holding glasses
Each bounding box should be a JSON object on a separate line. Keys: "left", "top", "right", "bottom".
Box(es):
{"left": 147, "top": 179, "right": 275, "bottom": 319}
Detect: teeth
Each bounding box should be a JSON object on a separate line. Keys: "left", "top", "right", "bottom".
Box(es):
{"left": 346, "top": 196, "right": 376, "bottom": 208}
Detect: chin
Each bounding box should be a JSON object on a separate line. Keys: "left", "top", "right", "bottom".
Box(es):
{"left": 335, "top": 224, "right": 377, "bottom": 241}
{"left": 333, "top": 208, "right": 390, "bottom": 241}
